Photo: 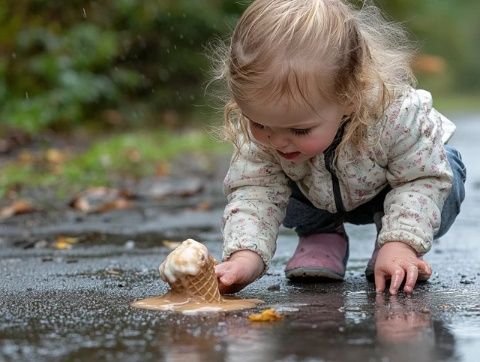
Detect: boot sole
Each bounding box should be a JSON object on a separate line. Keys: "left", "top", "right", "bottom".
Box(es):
{"left": 285, "top": 267, "right": 344, "bottom": 281}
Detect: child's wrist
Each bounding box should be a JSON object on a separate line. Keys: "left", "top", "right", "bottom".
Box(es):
{"left": 229, "top": 249, "right": 265, "bottom": 275}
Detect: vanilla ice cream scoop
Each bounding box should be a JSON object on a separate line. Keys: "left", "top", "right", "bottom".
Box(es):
{"left": 158, "top": 238, "right": 221, "bottom": 303}
{"left": 159, "top": 238, "right": 210, "bottom": 284}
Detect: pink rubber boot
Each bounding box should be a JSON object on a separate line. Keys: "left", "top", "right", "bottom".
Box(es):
{"left": 285, "top": 232, "right": 349, "bottom": 280}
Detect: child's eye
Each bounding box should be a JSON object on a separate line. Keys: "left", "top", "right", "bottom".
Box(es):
{"left": 291, "top": 128, "right": 311, "bottom": 136}
{"left": 249, "top": 120, "right": 265, "bottom": 130}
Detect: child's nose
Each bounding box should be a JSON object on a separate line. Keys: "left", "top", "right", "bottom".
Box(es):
{"left": 268, "top": 131, "right": 289, "bottom": 149}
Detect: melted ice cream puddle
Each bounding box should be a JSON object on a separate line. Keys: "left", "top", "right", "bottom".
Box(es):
{"left": 131, "top": 239, "right": 262, "bottom": 314}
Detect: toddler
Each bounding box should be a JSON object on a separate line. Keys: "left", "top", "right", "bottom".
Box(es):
{"left": 213, "top": 0, "right": 466, "bottom": 295}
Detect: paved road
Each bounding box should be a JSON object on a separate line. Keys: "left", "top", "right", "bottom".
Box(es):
{"left": 1, "top": 114, "right": 479, "bottom": 362}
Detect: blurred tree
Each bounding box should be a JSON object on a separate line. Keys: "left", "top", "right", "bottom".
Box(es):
{"left": 376, "top": 0, "right": 480, "bottom": 93}
{"left": 0, "top": 0, "right": 477, "bottom": 135}
{"left": 0, "top": 0, "right": 246, "bottom": 134}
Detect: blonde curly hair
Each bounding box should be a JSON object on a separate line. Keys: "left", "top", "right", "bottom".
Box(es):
{"left": 211, "top": 0, "right": 417, "bottom": 155}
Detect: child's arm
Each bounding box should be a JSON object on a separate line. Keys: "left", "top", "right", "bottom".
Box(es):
{"left": 221, "top": 141, "right": 290, "bottom": 292}
{"left": 374, "top": 241, "right": 432, "bottom": 295}
{"left": 375, "top": 90, "right": 453, "bottom": 292}
{"left": 215, "top": 250, "right": 265, "bottom": 294}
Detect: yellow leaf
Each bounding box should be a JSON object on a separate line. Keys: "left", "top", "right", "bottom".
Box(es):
{"left": 53, "top": 236, "right": 79, "bottom": 250}
{"left": 45, "top": 148, "right": 67, "bottom": 164}
{"left": 54, "top": 241, "right": 72, "bottom": 250}
{"left": 248, "top": 308, "right": 283, "bottom": 322}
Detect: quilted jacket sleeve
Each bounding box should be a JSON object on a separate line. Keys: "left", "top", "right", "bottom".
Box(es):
{"left": 378, "top": 90, "right": 454, "bottom": 255}
{"left": 222, "top": 141, "right": 291, "bottom": 268}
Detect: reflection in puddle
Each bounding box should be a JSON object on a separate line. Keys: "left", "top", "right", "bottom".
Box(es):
{"left": 374, "top": 294, "right": 434, "bottom": 344}
{"left": 372, "top": 294, "right": 459, "bottom": 362}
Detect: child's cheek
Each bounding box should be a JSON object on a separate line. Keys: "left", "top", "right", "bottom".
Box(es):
{"left": 251, "top": 128, "right": 268, "bottom": 145}
{"left": 299, "top": 138, "right": 329, "bottom": 156}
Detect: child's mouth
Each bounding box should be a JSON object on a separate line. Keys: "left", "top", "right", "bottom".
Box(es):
{"left": 277, "top": 150, "right": 301, "bottom": 160}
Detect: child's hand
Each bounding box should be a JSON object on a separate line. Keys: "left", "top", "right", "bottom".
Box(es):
{"left": 374, "top": 241, "right": 432, "bottom": 295}
{"left": 215, "top": 250, "right": 265, "bottom": 294}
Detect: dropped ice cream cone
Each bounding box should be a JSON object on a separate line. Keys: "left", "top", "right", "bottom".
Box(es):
{"left": 159, "top": 239, "right": 221, "bottom": 303}
{"left": 177, "top": 255, "right": 221, "bottom": 302}
{"left": 132, "top": 238, "right": 263, "bottom": 313}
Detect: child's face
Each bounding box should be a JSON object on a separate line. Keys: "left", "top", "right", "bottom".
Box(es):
{"left": 239, "top": 96, "right": 348, "bottom": 162}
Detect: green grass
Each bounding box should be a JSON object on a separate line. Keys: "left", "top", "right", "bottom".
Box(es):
{"left": 0, "top": 128, "right": 230, "bottom": 198}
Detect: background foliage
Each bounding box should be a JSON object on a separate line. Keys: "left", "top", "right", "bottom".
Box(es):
{"left": 0, "top": 0, "right": 479, "bottom": 135}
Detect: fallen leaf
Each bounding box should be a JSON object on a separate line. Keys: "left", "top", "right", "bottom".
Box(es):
{"left": 136, "top": 177, "right": 203, "bottom": 199}
{"left": 70, "top": 187, "right": 132, "bottom": 213}
{"left": 53, "top": 236, "right": 79, "bottom": 250}
{"left": 0, "top": 200, "right": 36, "bottom": 219}
{"left": 53, "top": 241, "right": 71, "bottom": 250}
{"left": 97, "top": 198, "right": 132, "bottom": 213}
{"left": 192, "top": 201, "right": 212, "bottom": 211}
{"left": 154, "top": 162, "right": 170, "bottom": 177}
{"left": 105, "top": 267, "right": 122, "bottom": 276}
{"left": 18, "top": 150, "right": 35, "bottom": 164}
{"left": 126, "top": 147, "right": 141, "bottom": 163}
{"left": 102, "top": 109, "right": 125, "bottom": 126}
{"left": 248, "top": 308, "right": 283, "bottom": 322}
{"left": 45, "top": 148, "right": 67, "bottom": 164}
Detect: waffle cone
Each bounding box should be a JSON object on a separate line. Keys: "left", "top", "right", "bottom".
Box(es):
{"left": 170, "top": 255, "right": 221, "bottom": 303}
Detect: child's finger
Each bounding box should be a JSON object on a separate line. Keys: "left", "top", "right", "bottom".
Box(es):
{"left": 220, "top": 273, "right": 235, "bottom": 286}
{"left": 214, "top": 264, "right": 236, "bottom": 285}
{"left": 403, "top": 264, "right": 418, "bottom": 294}
{"left": 417, "top": 260, "right": 432, "bottom": 281}
{"left": 214, "top": 263, "right": 227, "bottom": 277}
{"left": 375, "top": 271, "right": 387, "bottom": 293}
{"left": 389, "top": 268, "right": 405, "bottom": 295}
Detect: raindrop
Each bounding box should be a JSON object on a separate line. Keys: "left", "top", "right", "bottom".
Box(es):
{"left": 11, "top": 52, "right": 16, "bottom": 59}
{"left": 25, "top": 92, "right": 29, "bottom": 99}
{"left": 82, "top": 8, "right": 87, "bottom": 18}
{"left": 124, "top": 240, "right": 135, "bottom": 250}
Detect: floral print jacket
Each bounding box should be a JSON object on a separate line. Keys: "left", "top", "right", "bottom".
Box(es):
{"left": 222, "top": 89, "right": 455, "bottom": 268}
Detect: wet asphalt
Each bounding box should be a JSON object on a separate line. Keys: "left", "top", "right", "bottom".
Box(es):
{"left": 1, "top": 114, "right": 480, "bottom": 362}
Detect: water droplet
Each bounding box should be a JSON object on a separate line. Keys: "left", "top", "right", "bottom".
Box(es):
{"left": 82, "top": 8, "right": 87, "bottom": 18}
